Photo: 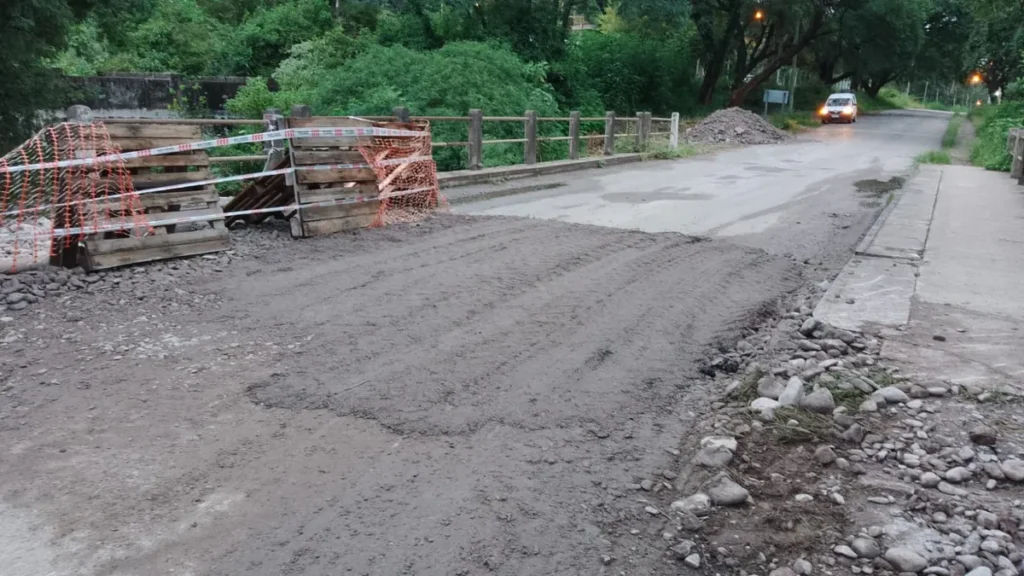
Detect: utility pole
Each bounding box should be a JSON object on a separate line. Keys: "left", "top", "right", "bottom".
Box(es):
{"left": 923, "top": 81, "right": 929, "bottom": 103}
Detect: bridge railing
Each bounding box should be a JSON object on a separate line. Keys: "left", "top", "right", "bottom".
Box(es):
{"left": 1010, "top": 128, "right": 1024, "bottom": 185}
{"left": 361, "top": 107, "right": 683, "bottom": 170}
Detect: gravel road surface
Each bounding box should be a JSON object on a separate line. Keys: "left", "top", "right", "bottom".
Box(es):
{"left": 0, "top": 112, "right": 949, "bottom": 576}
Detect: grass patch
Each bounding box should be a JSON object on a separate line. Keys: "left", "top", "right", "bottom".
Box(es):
{"left": 942, "top": 115, "right": 965, "bottom": 149}
{"left": 831, "top": 387, "right": 868, "bottom": 412}
{"left": 970, "top": 103, "right": 1024, "bottom": 171}
{"left": 729, "top": 368, "right": 765, "bottom": 403}
{"left": 865, "top": 370, "right": 895, "bottom": 388}
{"left": 768, "top": 111, "right": 820, "bottom": 132}
{"left": 642, "top": 140, "right": 716, "bottom": 160}
{"left": 769, "top": 406, "right": 833, "bottom": 444}
{"left": 916, "top": 150, "right": 952, "bottom": 165}
{"left": 857, "top": 87, "right": 970, "bottom": 115}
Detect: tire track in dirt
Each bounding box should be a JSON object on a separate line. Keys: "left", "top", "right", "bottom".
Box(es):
{"left": 240, "top": 215, "right": 800, "bottom": 437}
{"left": 0, "top": 213, "right": 804, "bottom": 576}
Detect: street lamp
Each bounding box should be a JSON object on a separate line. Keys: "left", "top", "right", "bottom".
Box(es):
{"left": 754, "top": 9, "right": 765, "bottom": 21}
{"left": 970, "top": 73, "right": 983, "bottom": 85}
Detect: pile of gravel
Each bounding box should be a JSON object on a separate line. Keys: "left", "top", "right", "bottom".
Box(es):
{"left": 686, "top": 107, "right": 789, "bottom": 145}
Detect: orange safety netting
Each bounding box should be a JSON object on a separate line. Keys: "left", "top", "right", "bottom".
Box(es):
{"left": 358, "top": 122, "right": 444, "bottom": 226}
{"left": 0, "top": 122, "right": 148, "bottom": 271}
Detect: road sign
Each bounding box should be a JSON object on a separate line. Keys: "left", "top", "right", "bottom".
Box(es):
{"left": 763, "top": 90, "right": 790, "bottom": 104}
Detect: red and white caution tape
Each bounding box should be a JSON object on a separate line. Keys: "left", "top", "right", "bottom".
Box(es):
{"left": 0, "top": 127, "right": 429, "bottom": 174}
{"left": 0, "top": 156, "right": 434, "bottom": 218}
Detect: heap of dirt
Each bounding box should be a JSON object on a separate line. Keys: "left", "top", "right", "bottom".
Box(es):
{"left": 686, "top": 107, "right": 789, "bottom": 145}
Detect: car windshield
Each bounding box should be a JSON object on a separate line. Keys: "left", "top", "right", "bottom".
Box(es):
{"left": 827, "top": 98, "right": 851, "bottom": 106}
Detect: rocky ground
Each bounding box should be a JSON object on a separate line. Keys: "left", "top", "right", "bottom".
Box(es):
{"left": 5, "top": 205, "right": 1016, "bottom": 575}
{"left": 0, "top": 225, "right": 289, "bottom": 316}
{"left": 686, "top": 107, "right": 790, "bottom": 145}
{"left": 625, "top": 277, "right": 1024, "bottom": 576}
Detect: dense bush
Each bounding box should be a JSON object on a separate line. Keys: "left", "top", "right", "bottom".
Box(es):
{"left": 231, "top": 41, "right": 564, "bottom": 170}
{"left": 970, "top": 103, "right": 1024, "bottom": 171}
{"left": 553, "top": 30, "right": 700, "bottom": 116}
{"left": 218, "top": 0, "right": 335, "bottom": 76}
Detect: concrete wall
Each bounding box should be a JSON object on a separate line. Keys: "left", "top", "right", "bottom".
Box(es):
{"left": 63, "top": 74, "right": 254, "bottom": 118}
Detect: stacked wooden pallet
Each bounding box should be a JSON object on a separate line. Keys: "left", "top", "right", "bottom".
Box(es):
{"left": 79, "top": 123, "right": 230, "bottom": 270}
{"left": 286, "top": 116, "right": 382, "bottom": 237}
{"left": 223, "top": 154, "right": 292, "bottom": 227}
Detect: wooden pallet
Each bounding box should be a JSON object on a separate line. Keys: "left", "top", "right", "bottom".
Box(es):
{"left": 286, "top": 116, "right": 381, "bottom": 238}
{"left": 223, "top": 154, "right": 292, "bottom": 226}
{"left": 79, "top": 123, "right": 230, "bottom": 270}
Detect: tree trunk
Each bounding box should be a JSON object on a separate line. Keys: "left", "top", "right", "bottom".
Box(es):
{"left": 726, "top": 10, "right": 825, "bottom": 107}
{"left": 696, "top": 2, "right": 742, "bottom": 106}
{"left": 727, "top": 44, "right": 803, "bottom": 106}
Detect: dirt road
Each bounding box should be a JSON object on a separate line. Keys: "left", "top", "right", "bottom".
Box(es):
{"left": 0, "top": 113, "right": 948, "bottom": 576}
{"left": 2, "top": 215, "right": 799, "bottom": 575}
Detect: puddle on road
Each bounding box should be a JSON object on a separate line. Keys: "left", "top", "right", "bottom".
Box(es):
{"left": 854, "top": 176, "right": 906, "bottom": 196}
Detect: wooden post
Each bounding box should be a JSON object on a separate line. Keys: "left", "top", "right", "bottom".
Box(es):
{"left": 635, "top": 112, "right": 643, "bottom": 151}
{"left": 670, "top": 112, "right": 680, "bottom": 149}
{"left": 263, "top": 107, "right": 284, "bottom": 171}
{"left": 641, "top": 112, "right": 652, "bottom": 150}
{"left": 468, "top": 109, "right": 483, "bottom": 170}
{"left": 288, "top": 105, "right": 311, "bottom": 238}
{"left": 524, "top": 110, "right": 537, "bottom": 165}
{"left": 568, "top": 111, "right": 580, "bottom": 160}
{"left": 392, "top": 106, "right": 411, "bottom": 122}
{"left": 603, "top": 111, "right": 616, "bottom": 156}
{"left": 1012, "top": 129, "right": 1024, "bottom": 181}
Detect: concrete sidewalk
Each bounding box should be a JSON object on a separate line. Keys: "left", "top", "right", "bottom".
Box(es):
{"left": 815, "top": 164, "right": 1024, "bottom": 392}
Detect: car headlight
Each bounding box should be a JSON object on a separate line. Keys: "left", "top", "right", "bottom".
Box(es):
{"left": 819, "top": 107, "right": 828, "bottom": 116}
{"left": 842, "top": 106, "right": 854, "bottom": 115}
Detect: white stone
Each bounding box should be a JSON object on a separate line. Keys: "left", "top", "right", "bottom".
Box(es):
{"left": 778, "top": 376, "right": 805, "bottom": 406}
{"left": 701, "top": 436, "right": 738, "bottom": 453}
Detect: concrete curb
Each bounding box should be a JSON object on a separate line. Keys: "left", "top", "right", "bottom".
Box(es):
{"left": 853, "top": 164, "right": 921, "bottom": 256}
{"left": 438, "top": 154, "right": 645, "bottom": 188}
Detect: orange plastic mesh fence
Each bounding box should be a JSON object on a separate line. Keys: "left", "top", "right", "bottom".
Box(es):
{"left": 0, "top": 123, "right": 148, "bottom": 271}
{"left": 357, "top": 122, "right": 444, "bottom": 226}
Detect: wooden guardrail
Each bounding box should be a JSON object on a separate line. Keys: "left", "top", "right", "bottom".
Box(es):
{"left": 98, "top": 106, "right": 683, "bottom": 171}
{"left": 1010, "top": 128, "right": 1024, "bottom": 184}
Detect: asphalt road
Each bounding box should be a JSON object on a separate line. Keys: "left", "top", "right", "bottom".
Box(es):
{"left": 457, "top": 111, "right": 951, "bottom": 266}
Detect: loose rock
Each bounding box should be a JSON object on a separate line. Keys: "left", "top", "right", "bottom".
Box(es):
{"left": 801, "top": 388, "right": 836, "bottom": 414}
{"left": 758, "top": 376, "right": 786, "bottom": 399}
{"left": 946, "top": 467, "right": 972, "bottom": 483}
{"left": 835, "top": 545, "right": 858, "bottom": 559}
{"left": 815, "top": 445, "right": 838, "bottom": 465}
{"left": 851, "top": 537, "right": 882, "bottom": 559}
{"left": 671, "top": 494, "right": 712, "bottom": 517}
{"left": 969, "top": 425, "right": 998, "bottom": 446}
{"left": 1000, "top": 460, "right": 1024, "bottom": 482}
{"left": 706, "top": 475, "right": 749, "bottom": 506}
{"left": 779, "top": 377, "right": 806, "bottom": 406}
{"left": 884, "top": 548, "right": 928, "bottom": 573}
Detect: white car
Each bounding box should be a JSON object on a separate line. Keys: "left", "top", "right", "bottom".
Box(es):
{"left": 819, "top": 93, "right": 858, "bottom": 124}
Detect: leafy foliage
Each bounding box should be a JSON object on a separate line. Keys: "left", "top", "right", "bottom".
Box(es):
{"left": 1, "top": 0, "right": 76, "bottom": 150}
{"left": 970, "top": 102, "right": 1024, "bottom": 171}
{"left": 218, "top": 0, "right": 335, "bottom": 76}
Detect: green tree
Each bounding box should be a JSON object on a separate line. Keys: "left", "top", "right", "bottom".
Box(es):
{"left": 126, "top": 0, "right": 226, "bottom": 75}
{"left": 966, "top": 0, "right": 1024, "bottom": 97}
{"left": 845, "top": 0, "right": 932, "bottom": 96}
{"left": 219, "top": 0, "right": 336, "bottom": 76}
{"left": 1, "top": 0, "right": 76, "bottom": 150}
